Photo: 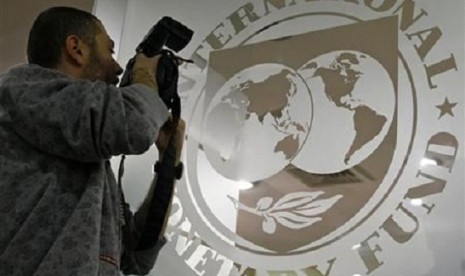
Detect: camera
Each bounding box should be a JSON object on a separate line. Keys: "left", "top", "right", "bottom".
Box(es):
{"left": 120, "top": 17, "right": 194, "bottom": 117}
{"left": 136, "top": 16, "right": 193, "bottom": 57}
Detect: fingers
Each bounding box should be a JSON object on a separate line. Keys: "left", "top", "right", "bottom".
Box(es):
{"left": 175, "top": 118, "right": 186, "bottom": 137}
{"left": 155, "top": 117, "right": 186, "bottom": 155}
{"left": 133, "top": 53, "right": 160, "bottom": 76}
{"left": 173, "top": 118, "right": 186, "bottom": 164}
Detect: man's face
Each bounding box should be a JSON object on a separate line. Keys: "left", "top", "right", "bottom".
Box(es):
{"left": 82, "top": 22, "right": 123, "bottom": 85}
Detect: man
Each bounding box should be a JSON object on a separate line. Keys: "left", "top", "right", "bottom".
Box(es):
{"left": 0, "top": 6, "right": 184, "bottom": 275}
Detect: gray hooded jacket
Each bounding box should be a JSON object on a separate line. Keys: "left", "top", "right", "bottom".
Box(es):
{"left": 0, "top": 64, "right": 170, "bottom": 275}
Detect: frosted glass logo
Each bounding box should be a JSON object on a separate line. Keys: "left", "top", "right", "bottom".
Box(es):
{"left": 166, "top": 1, "right": 460, "bottom": 275}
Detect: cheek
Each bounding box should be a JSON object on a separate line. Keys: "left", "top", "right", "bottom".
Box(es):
{"left": 104, "top": 55, "right": 120, "bottom": 72}
{"left": 100, "top": 59, "right": 112, "bottom": 74}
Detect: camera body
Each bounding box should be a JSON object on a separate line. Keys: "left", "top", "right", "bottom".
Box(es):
{"left": 137, "top": 16, "right": 193, "bottom": 57}
{"left": 120, "top": 17, "right": 193, "bottom": 116}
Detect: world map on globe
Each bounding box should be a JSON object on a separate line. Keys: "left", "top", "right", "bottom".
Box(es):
{"left": 293, "top": 50, "right": 395, "bottom": 173}
{"left": 202, "top": 51, "right": 395, "bottom": 180}
{"left": 202, "top": 63, "right": 311, "bottom": 182}
{"left": 310, "top": 52, "right": 387, "bottom": 163}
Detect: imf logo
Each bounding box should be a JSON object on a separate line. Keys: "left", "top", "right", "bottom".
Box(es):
{"left": 166, "top": 1, "right": 460, "bottom": 275}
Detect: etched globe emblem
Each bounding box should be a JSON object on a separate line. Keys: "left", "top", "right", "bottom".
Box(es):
{"left": 292, "top": 50, "right": 396, "bottom": 174}
{"left": 202, "top": 63, "right": 312, "bottom": 182}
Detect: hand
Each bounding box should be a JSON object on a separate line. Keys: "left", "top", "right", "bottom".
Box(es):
{"left": 155, "top": 117, "right": 186, "bottom": 165}
{"left": 133, "top": 53, "right": 160, "bottom": 76}
{"left": 131, "top": 53, "right": 160, "bottom": 90}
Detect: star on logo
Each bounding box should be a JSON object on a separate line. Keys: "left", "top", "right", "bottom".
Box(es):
{"left": 436, "top": 97, "right": 458, "bottom": 119}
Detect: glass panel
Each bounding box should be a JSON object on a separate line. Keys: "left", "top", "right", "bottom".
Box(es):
{"left": 98, "top": 0, "right": 465, "bottom": 275}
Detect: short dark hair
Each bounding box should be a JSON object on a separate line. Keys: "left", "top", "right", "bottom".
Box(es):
{"left": 27, "top": 6, "right": 100, "bottom": 68}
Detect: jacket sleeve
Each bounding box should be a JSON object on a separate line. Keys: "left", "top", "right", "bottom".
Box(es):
{"left": 3, "top": 79, "right": 169, "bottom": 162}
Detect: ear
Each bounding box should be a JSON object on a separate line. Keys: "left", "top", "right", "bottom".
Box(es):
{"left": 64, "top": 35, "right": 89, "bottom": 66}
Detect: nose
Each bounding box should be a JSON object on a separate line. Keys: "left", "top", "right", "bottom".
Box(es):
{"left": 115, "top": 62, "right": 124, "bottom": 76}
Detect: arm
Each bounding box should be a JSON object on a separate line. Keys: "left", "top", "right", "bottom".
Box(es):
{"left": 120, "top": 118, "right": 185, "bottom": 275}
{"left": 1, "top": 55, "right": 168, "bottom": 162}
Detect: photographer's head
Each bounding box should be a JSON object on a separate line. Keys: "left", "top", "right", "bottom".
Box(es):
{"left": 27, "top": 6, "right": 123, "bottom": 85}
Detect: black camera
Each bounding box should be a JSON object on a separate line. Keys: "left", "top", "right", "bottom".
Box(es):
{"left": 136, "top": 16, "right": 193, "bottom": 57}
{"left": 120, "top": 17, "right": 194, "bottom": 117}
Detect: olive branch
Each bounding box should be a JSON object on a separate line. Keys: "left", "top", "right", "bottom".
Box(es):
{"left": 228, "top": 191, "right": 342, "bottom": 234}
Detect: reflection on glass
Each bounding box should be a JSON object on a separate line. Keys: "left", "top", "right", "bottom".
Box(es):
{"left": 410, "top": 199, "right": 423, "bottom": 207}
{"left": 420, "top": 158, "right": 437, "bottom": 167}
{"left": 237, "top": 181, "right": 254, "bottom": 190}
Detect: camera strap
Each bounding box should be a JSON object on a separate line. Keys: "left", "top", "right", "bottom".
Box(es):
{"left": 118, "top": 136, "right": 178, "bottom": 250}
{"left": 118, "top": 49, "right": 183, "bottom": 250}
{"left": 157, "top": 50, "right": 181, "bottom": 120}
